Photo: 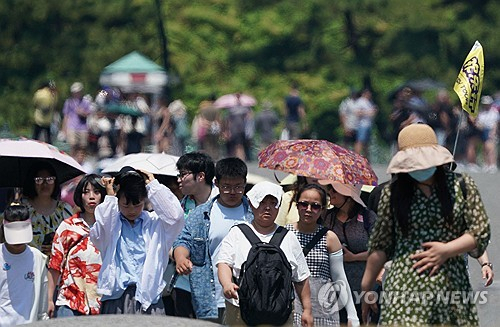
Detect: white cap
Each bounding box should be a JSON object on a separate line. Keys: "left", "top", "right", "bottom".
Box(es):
{"left": 3, "top": 220, "right": 33, "bottom": 245}
{"left": 70, "top": 82, "right": 84, "bottom": 93}
{"left": 481, "top": 95, "right": 494, "bottom": 105}
{"left": 246, "top": 181, "right": 284, "bottom": 209}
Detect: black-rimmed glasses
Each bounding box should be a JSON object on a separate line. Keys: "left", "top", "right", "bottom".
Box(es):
{"left": 177, "top": 171, "right": 193, "bottom": 179}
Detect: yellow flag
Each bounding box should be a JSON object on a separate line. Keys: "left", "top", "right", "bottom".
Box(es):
{"left": 453, "top": 41, "right": 484, "bottom": 117}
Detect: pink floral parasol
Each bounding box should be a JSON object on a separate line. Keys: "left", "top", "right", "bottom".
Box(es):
{"left": 258, "top": 139, "right": 378, "bottom": 185}
{"left": 213, "top": 93, "right": 257, "bottom": 109}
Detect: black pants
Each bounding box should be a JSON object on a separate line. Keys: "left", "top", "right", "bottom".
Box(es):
{"left": 101, "top": 285, "right": 165, "bottom": 315}
{"left": 32, "top": 124, "right": 52, "bottom": 144}
{"left": 163, "top": 288, "right": 195, "bottom": 318}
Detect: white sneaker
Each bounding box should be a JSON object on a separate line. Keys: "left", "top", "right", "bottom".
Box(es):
{"left": 467, "top": 163, "right": 481, "bottom": 173}
{"left": 484, "top": 165, "right": 498, "bottom": 174}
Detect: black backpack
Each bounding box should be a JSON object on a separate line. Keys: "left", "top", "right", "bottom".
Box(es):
{"left": 236, "top": 224, "right": 294, "bottom": 326}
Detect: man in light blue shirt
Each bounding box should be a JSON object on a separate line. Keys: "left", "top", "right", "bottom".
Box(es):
{"left": 173, "top": 157, "right": 252, "bottom": 322}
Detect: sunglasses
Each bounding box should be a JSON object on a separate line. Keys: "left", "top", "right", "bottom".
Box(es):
{"left": 34, "top": 176, "right": 56, "bottom": 185}
{"left": 296, "top": 201, "right": 323, "bottom": 212}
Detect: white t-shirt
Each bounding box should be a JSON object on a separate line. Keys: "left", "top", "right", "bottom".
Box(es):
{"left": 355, "top": 97, "right": 377, "bottom": 128}
{"left": 216, "top": 222, "right": 310, "bottom": 306}
{"left": 477, "top": 109, "right": 499, "bottom": 130}
{"left": 209, "top": 201, "right": 247, "bottom": 308}
{"left": 0, "top": 245, "right": 39, "bottom": 326}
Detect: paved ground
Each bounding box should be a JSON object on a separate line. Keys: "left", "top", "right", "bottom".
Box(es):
{"left": 30, "top": 315, "right": 221, "bottom": 326}
{"left": 248, "top": 162, "right": 498, "bottom": 327}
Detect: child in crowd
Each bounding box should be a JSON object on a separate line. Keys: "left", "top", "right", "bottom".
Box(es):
{"left": 90, "top": 166, "right": 184, "bottom": 314}
{"left": 0, "top": 203, "right": 48, "bottom": 325}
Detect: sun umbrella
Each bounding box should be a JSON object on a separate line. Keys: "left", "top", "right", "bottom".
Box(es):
{"left": 105, "top": 103, "right": 143, "bottom": 117}
{"left": 0, "top": 138, "right": 86, "bottom": 187}
{"left": 213, "top": 93, "right": 257, "bottom": 109}
{"left": 101, "top": 152, "right": 179, "bottom": 177}
{"left": 258, "top": 139, "right": 378, "bottom": 185}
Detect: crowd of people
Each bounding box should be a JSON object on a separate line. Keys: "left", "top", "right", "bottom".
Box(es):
{"left": 30, "top": 79, "right": 500, "bottom": 175}
{"left": 0, "top": 123, "right": 494, "bottom": 327}
{"left": 0, "top": 77, "right": 495, "bottom": 326}
{"left": 30, "top": 81, "right": 309, "bottom": 164}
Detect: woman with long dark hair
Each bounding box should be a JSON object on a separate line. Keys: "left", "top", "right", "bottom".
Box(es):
{"left": 361, "top": 124, "right": 490, "bottom": 325}
{"left": 320, "top": 180, "right": 377, "bottom": 324}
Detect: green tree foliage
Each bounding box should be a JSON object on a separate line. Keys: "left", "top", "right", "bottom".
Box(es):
{"left": 1, "top": 0, "right": 499, "bottom": 142}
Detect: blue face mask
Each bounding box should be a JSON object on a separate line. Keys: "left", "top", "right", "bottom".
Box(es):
{"left": 408, "top": 167, "right": 437, "bottom": 182}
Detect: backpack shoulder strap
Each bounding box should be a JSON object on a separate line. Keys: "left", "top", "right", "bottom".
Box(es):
{"left": 237, "top": 224, "right": 262, "bottom": 245}
{"left": 269, "top": 226, "right": 288, "bottom": 247}
{"left": 303, "top": 227, "right": 329, "bottom": 256}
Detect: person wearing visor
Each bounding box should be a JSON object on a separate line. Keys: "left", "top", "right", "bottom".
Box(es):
{"left": 320, "top": 180, "right": 378, "bottom": 324}
{"left": 361, "top": 123, "right": 491, "bottom": 325}
{"left": 0, "top": 203, "right": 48, "bottom": 325}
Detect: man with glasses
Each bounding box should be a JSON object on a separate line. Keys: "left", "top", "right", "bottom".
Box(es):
{"left": 164, "top": 152, "right": 217, "bottom": 318}
{"left": 173, "top": 157, "right": 252, "bottom": 323}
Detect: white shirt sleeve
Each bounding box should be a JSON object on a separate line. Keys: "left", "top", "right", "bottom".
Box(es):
{"left": 90, "top": 195, "right": 120, "bottom": 251}
{"left": 286, "top": 232, "right": 311, "bottom": 283}
{"left": 216, "top": 226, "right": 239, "bottom": 270}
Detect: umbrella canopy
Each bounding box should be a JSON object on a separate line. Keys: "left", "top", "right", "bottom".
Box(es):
{"left": 258, "top": 139, "right": 378, "bottom": 185}
{"left": 213, "top": 93, "right": 257, "bottom": 109}
{"left": 99, "top": 51, "right": 168, "bottom": 94}
{"left": 101, "top": 152, "right": 179, "bottom": 177}
{"left": 105, "top": 103, "right": 143, "bottom": 117}
{"left": 0, "top": 138, "right": 86, "bottom": 187}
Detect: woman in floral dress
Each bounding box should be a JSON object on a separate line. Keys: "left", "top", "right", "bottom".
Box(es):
{"left": 47, "top": 174, "right": 106, "bottom": 317}
{"left": 361, "top": 124, "right": 490, "bottom": 326}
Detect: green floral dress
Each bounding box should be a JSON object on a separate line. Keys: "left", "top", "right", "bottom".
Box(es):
{"left": 369, "top": 172, "right": 490, "bottom": 326}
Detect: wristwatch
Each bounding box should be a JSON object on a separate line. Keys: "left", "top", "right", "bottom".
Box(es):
{"left": 481, "top": 262, "right": 493, "bottom": 269}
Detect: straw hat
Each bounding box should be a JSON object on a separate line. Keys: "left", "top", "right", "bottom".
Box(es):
{"left": 387, "top": 123, "right": 454, "bottom": 174}
{"left": 318, "top": 180, "right": 366, "bottom": 207}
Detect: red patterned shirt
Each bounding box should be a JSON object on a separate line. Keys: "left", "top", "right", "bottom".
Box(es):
{"left": 48, "top": 214, "right": 101, "bottom": 315}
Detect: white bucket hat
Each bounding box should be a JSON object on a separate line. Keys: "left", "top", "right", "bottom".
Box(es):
{"left": 246, "top": 181, "right": 284, "bottom": 209}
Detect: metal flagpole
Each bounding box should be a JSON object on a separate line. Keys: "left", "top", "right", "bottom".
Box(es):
{"left": 451, "top": 108, "right": 465, "bottom": 159}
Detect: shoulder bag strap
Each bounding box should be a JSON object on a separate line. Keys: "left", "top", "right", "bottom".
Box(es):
{"left": 302, "top": 227, "right": 329, "bottom": 256}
